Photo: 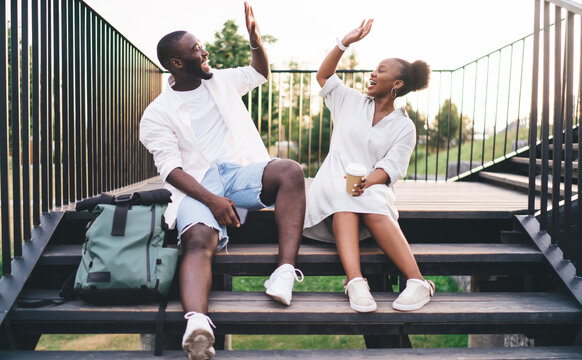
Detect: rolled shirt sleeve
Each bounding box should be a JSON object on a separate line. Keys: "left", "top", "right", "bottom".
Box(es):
{"left": 374, "top": 128, "right": 416, "bottom": 185}
{"left": 139, "top": 106, "right": 183, "bottom": 181}
{"left": 319, "top": 74, "right": 363, "bottom": 124}
{"left": 219, "top": 66, "right": 267, "bottom": 96}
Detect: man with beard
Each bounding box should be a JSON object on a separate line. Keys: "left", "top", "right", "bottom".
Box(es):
{"left": 139, "top": 3, "right": 305, "bottom": 359}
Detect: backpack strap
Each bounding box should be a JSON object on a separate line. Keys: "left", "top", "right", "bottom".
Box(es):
{"left": 154, "top": 299, "right": 168, "bottom": 356}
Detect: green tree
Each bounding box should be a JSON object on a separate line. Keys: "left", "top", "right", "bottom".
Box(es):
{"left": 205, "top": 20, "right": 276, "bottom": 69}
{"left": 428, "top": 99, "right": 471, "bottom": 150}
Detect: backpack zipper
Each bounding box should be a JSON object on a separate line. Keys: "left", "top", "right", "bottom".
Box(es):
{"left": 146, "top": 205, "right": 156, "bottom": 283}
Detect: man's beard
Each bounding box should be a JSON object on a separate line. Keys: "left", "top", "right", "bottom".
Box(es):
{"left": 184, "top": 60, "right": 213, "bottom": 80}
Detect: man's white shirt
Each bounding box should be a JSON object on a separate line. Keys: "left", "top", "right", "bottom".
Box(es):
{"left": 139, "top": 66, "right": 270, "bottom": 228}
{"left": 174, "top": 82, "right": 238, "bottom": 164}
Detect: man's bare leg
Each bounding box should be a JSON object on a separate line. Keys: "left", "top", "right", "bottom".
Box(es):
{"left": 180, "top": 224, "right": 219, "bottom": 314}
{"left": 260, "top": 159, "right": 305, "bottom": 266}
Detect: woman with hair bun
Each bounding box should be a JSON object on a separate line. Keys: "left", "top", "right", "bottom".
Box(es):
{"left": 303, "top": 19, "right": 434, "bottom": 313}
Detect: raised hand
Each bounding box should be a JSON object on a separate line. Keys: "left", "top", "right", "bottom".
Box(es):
{"left": 342, "top": 19, "right": 373, "bottom": 47}
{"left": 244, "top": 1, "right": 261, "bottom": 48}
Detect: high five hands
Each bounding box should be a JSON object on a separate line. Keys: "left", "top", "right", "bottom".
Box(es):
{"left": 342, "top": 19, "right": 374, "bottom": 47}
{"left": 244, "top": 1, "right": 261, "bottom": 48}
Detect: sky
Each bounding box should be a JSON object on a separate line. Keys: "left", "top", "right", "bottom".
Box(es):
{"left": 83, "top": 0, "right": 540, "bottom": 71}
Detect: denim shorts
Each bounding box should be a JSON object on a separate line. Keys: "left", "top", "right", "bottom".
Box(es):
{"left": 176, "top": 160, "right": 273, "bottom": 251}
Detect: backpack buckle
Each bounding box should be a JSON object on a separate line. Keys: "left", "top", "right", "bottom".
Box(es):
{"left": 114, "top": 194, "right": 133, "bottom": 204}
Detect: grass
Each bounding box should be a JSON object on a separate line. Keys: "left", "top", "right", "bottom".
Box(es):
{"left": 37, "top": 275, "right": 467, "bottom": 351}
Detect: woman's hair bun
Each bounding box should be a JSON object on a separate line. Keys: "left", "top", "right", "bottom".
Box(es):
{"left": 411, "top": 60, "right": 430, "bottom": 91}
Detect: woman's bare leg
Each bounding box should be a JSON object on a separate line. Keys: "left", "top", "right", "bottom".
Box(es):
{"left": 361, "top": 213, "right": 423, "bottom": 280}
{"left": 332, "top": 212, "right": 363, "bottom": 281}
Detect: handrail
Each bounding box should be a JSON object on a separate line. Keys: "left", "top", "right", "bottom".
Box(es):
{"left": 526, "top": 0, "right": 582, "bottom": 301}
{"left": 1, "top": 0, "right": 162, "bottom": 279}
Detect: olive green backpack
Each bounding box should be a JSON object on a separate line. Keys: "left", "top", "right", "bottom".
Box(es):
{"left": 69, "top": 189, "right": 178, "bottom": 305}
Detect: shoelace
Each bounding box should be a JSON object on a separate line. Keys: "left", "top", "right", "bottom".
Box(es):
{"left": 293, "top": 268, "right": 305, "bottom": 283}
{"left": 273, "top": 266, "right": 304, "bottom": 283}
{"left": 184, "top": 311, "right": 216, "bottom": 329}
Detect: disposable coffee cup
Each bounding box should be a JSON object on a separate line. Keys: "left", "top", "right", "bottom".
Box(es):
{"left": 345, "top": 163, "right": 367, "bottom": 195}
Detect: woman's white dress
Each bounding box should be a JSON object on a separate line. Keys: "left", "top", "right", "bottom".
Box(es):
{"left": 303, "top": 74, "right": 416, "bottom": 243}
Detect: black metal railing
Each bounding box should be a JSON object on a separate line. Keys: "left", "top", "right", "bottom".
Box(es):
{"left": 247, "top": 32, "right": 536, "bottom": 180}
{"left": 0, "top": 0, "right": 162, "bottom": 277}
{"left": 529, "top": 0, "right": 581, "bottom": 274}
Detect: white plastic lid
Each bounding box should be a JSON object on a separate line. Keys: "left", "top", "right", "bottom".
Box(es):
{"left": 345, "top": 163, "right": 367, "bottom": 176}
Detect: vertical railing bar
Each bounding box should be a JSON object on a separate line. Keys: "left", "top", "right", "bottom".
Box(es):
{"left": 492, "top": 51, "right": 503, "bottom": 161}
{"left": 539, "top": 1, "right": 551, "bottom": 230}
{"left": 552, "top": 5, "right": 564, "bottom": 241}
{"left": 504, "top": 44, "right": 515, "bottom": 156}
{"left": 425, "top": 84, "right": 430, "bottom": 181}
{"left": 414, "top": 92, "right": 419, "bottom": 180}
{"left": 308, "top": 74, "right": 313, "bottom": 177}
{"left": 21, "top": 0, "right": 30, "bottom": 240}
{"left": 470, "top": 62, "right": 479, "bottom": 171}
{"left": 80, "top": 2, "right": 87, "bottom": 198}
{"left": 1, "top": 0, "right": 12, "bottom": 275}
{"left": 107, "top": 25, "right": 112, "bottom": 191}
{"left": 288, "top": 73, "right": 293, "bottom": 158}
{"left": 579, "top": 16, "right": 582, "bottom": 243}
{"left": 94, "top": 15, "right": 100, "bottom": 193}
{"left": 277, "top": 73, "right": 282, "bottom": 158}
{"left": 41, "top": 0, "right": 50, "bottom": 210}
{"left": 268, "top": 75, "right": 272, "bottom": 157}
{"left": 562, "top": 11, "right": 574, "bottom": 259}
{"left": 47, "top": 0, "right": 53, "bottom": 209}
{"left": 457, "top": 67, "right": 466, "bottom": 177}
{"left": 74, "top": 0, "right": 83, "bottom": 201}
{"left": 32, "top": 0, "right": 40, "bottom": 223}
{"left": 11, "top": 0, "right": 23, "bottom": 256}
{"left": 86, "top": 8, "right": 94, "bottom": 196}
{"left": 445, "top": 72, "right": 452, "bottom": 180}
{"left": 247, "top": 88, "right": 253, "bottom": 123}
{"left": 124, "top": 40, "right": 129, "bottom": 187}
{"left": 61, "top": 0, "right": 69, "bottom": 205}
{"left": 298, "top": 72, "right": 304, "bottom": 164}
{"left": 435, "top": 72, "right": 442, "bottom": 181}
{"left": 113, "top": 32, "right": 118, "bottom": 189}
{"left": 529, "top": 0, "right": 541, "bottom": 215}
{"left": 100, "top": 18, "right": 105, "bottom": 192}
{"left": 515, "top": 39, "right": 526, "bottom": 154}
{"left": 53, "top": 0, "right": 61, "bottom": 207}
{"left": 257, "top": 84, "right": 262, "bottom": 135}
{"left": 481, "top": 56, "right": 491, "bottom": 167}
{"left": 67, "top": 0, "right": 75, "bottom": 203}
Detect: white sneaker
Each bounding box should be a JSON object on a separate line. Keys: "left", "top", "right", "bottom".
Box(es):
{"left": 344, "top": 277, "right": 377, "bottom": 313}
{"left": 182, "top": 311, "right": 216, "bottom": 360}
{"left": 264, "top": 263, "right": 304, "bottom": 305}
{"left": 392, "top": 278, "right": 435, "bottom": 311}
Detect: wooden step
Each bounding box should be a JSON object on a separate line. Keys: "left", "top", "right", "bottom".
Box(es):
{"left": 11, "top": 290, "right": 582, "bottom": 336}
{"left": 37, "top": 242, "right": 547, "bottom": 276}
{"left": 510, "top": 158, "right": 579, "bottom": 178}
{"left": 479, "top": 171, "right": 578, "bottom": 197}
{"left": 3, "top": 347, "right": 582, "bottom": 359}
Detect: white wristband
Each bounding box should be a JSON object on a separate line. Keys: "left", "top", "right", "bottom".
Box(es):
{"left": 336, "top": 38, "right": 348, "bottom": 51}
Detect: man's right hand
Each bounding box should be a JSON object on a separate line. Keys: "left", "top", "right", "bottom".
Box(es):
{"left": 207, "top": 195, "right": 241, "bottom": 228}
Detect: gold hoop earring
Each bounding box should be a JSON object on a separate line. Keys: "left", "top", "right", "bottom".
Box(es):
{"left": 391, "top": 87, "right": 397, "bottom": 99}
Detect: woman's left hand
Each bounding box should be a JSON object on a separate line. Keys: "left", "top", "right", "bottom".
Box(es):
{"left": 351, "top": 176, "right": 367, "bottom": 197}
